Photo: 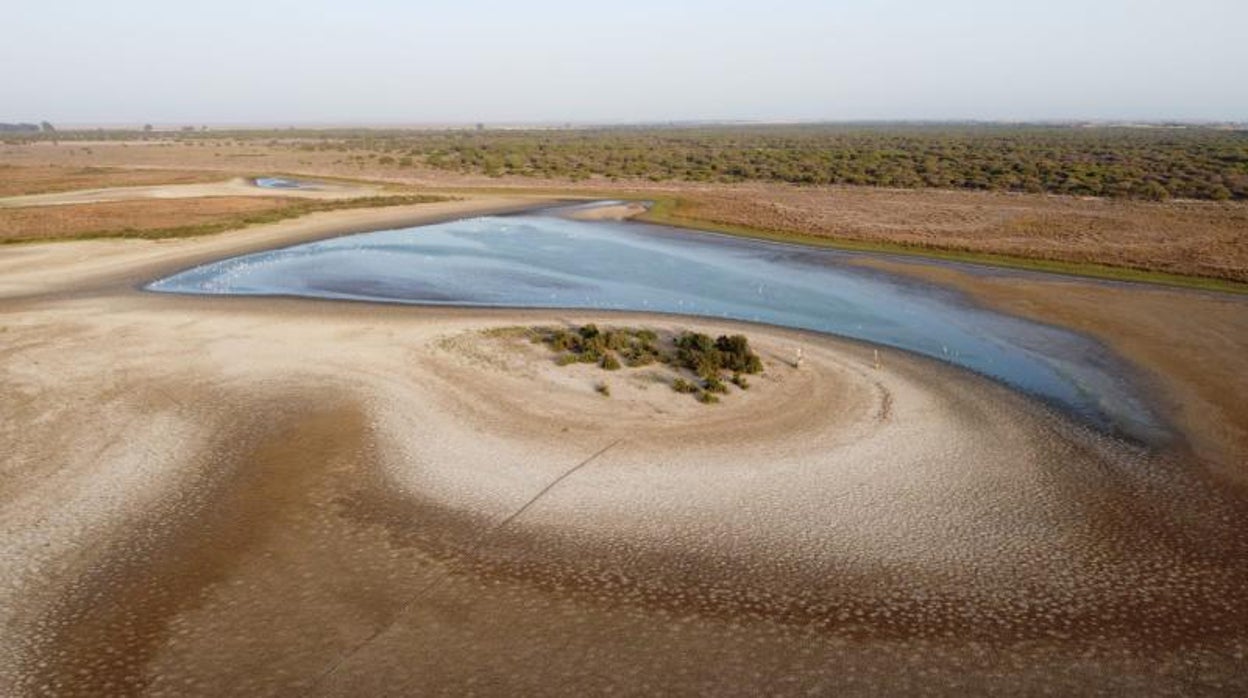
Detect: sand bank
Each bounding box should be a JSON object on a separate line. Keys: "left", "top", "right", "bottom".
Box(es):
{"left": 560, "top": 200, "right": 649, "bottom": 221}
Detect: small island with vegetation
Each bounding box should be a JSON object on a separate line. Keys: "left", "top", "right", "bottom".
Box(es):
{"left": 524, "top": 324, "right": 765, "bottom": 404}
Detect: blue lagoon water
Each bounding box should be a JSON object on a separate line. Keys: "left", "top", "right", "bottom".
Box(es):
{"left": 253, "top": 177, "right": 314, "bottom": 190}
{"left": 148, "top": 212, "right": 1164, "bottom": 442}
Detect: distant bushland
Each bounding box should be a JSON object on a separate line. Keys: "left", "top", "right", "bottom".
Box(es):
{"left": 9, "top": 123, "right": 1246, "bottom": 201}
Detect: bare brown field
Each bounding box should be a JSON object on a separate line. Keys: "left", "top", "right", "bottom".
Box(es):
{"left": 0, "top": 164, "right": 232, "bottom": 197}
{"left": 3, "top": 140, "right": 1247, "bottom": 282}
{"left": 0, "top": 197, "right": 315, "bottom": 242}
{"left": 659, "top": 186, "right": 1248, "bottom": 283}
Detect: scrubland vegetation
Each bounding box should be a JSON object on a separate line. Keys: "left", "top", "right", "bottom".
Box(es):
{"left": 529, "top": 324, "right": 764, "bottom": 403}
{"left": 10, "top": 124, "right": 1246, "bottom": 200}
{"left": 400, "top": 125, "right": 1247, "bottom": 201}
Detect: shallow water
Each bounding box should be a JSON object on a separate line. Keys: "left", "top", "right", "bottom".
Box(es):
{"left": 253, "top": 177, "right": 311, "bottom": 190}
{"left": 148, "top": 211, "right": 1164, "bottom": 442}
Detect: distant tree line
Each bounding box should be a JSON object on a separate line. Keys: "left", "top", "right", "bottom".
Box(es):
{"left": 275, "top": 124, "right": 1246, "bottom": 201}
{"left": 8, "top": 123, "right": 1248, "bottom": 201}
{"left": 378, "top": 125, "right": 1247, "bottom": 201}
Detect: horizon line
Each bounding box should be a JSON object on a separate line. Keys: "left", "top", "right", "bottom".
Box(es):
{"left": 6, "top": 118, "right": 1247, "bottom": 131}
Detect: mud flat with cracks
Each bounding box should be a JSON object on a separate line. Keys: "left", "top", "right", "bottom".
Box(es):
{"left": 1, "top": 296, "right": 1246, "bottom": 695}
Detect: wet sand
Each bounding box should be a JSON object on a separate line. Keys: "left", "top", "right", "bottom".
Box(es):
{"left": 2, "top": 203, "right": 1247, "bottom": 695}
{"left": 855, "top": 256, "right": 1248, "bottom": 486}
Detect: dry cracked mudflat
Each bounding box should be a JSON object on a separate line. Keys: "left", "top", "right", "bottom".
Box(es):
{"left": 2, "top": 299, "right": 1246, "bottom": 696}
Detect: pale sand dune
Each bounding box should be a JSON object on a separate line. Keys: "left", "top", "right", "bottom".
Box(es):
{"left": 1, "top": 202, "right": 1246, "bottom": 694}
{"left": 560, "top": 200, "right": 649, "bottom": 220}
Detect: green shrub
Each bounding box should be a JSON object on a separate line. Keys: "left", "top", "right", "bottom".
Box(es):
{"left": 672, "top": 378, "right": 698, "bottom": 394}
{"left": 696, "top": 391, "right": 720, "bottom": 404}
{"left": 555, "top": 353, "right": 580, "bottom": 366}
{"left": 732, "top": 372, "right": 750, "bottom": 390}
{"left": 623, "top": 348, "right": 656, "bottom": 367}
{"left": 743, "top": 354, "right": 764, "bottom": 374}
{"left": 715, "top": 334, "right": 764, "bottom": 374}
{"left": 674, "top": 331, "right": 763, "bottom": 378}
{"left": 605, "top": 330, "right": 630, "bottom": 351}
{"left": 677, "top": 331, "right": 715, "bottom": 354}
{"left": 704, "top": 376, "right": 729, "bottom": 394}
{"left": 577, "top": 350, "right": 601, "bottom": 364}
{"left": 601, "top": 352, "right": 621, "bottom": 370}
{"left": 548, "top": 329, "right": 579, "bottom": 352}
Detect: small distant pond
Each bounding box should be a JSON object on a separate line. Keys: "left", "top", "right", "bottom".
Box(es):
{"left": 253, "top": 177, "right": 315, "bottom": 190}
{"left": 148, "top": 209, "right": 1166, "bottom": 443}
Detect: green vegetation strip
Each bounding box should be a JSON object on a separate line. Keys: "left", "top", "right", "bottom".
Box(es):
{"left": 1, "top": 194, "right": 452, "bottom": 245}
{"left": 640, "top": 196, "right": 1248, "bottom": 295}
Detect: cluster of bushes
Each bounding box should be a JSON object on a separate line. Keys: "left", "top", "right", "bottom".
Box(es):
{"left": 534, "top": 325, "right": 764, "bottom": 404}
{"left": 670, "top": 332, "right": 763, "bottom": 403}
{"left": 674, "top": 332, "right": 764, "bottom": 377}
{"left": 537, "top": 324, "right": 663, "bottom": 371}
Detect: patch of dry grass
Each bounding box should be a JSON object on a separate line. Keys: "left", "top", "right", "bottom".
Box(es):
{"left": 0, "top": 194, "right": 448, "bottom": 243}
{"left": 0, "top": 197, "right": 293, "bottom": 242}
{"left": 652, "top": 186, "right": 1248, "bottom": 284}
{"left": 0, "top": 165, "right": 232, "bottom": 197}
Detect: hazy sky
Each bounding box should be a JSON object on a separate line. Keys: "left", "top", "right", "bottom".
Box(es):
{"left": 4, "top": 0, "right": 1246, "bottom": 125}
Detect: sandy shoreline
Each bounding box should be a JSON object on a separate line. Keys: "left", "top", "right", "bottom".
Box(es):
{"left": 0, "top": 195, "right": 558, "bottom": 300}
{"left": 852, "top": 255, "right": 1248, "bottom": 486}
{"left": 2, "top": 200, "right": 1247, "bottom": 694}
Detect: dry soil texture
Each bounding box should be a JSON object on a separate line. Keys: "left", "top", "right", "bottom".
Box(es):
{"left": 1, "top": 199, "right": 1246, "bottom": 695}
